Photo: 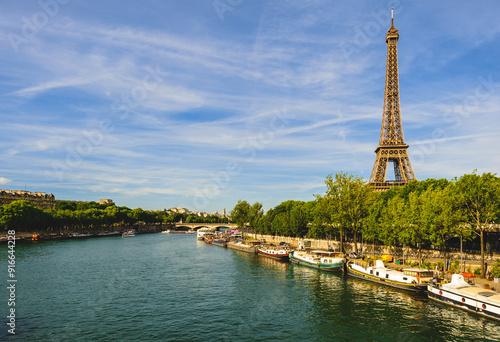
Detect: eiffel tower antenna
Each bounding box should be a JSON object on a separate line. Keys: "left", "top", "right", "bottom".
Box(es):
{"left": 368, "top": 9, "right": 416, "bottom": 191}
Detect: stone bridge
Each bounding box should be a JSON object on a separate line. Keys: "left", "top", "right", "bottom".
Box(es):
{"left": 173, "top": 223, "right": 239, "bottom": 231}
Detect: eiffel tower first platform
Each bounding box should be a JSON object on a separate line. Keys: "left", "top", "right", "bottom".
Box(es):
{"left": 369, "top": 9, "right": 416, "bottom": 191}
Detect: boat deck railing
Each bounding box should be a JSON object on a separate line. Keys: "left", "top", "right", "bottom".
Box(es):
{"left": 352, "top": 260, "right": 371, "bottom": 269}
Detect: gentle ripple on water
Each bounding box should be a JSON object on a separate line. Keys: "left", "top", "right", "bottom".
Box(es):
{"left": 1, "top": 234, "right": 499, "bottom": 341}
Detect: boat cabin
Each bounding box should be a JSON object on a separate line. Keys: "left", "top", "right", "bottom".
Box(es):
{"left": 309, "top": 250, "right": 343, "bottom": 263}
{"left": 403, "top": 269, "right": 434, "bottom": 278}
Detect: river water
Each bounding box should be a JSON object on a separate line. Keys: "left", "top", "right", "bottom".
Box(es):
{"left": 1, "top": 233, "right": 499, "bottom": 341}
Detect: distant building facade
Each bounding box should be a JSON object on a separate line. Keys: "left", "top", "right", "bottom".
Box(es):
{"left": 167, "top": 207, "right": 229, "bottom": 219}
{"left": 169, "top": 207, "right": 190, "bottom": 214}
{"left": 0, "top": 189, "right": 56, "bottom": 210}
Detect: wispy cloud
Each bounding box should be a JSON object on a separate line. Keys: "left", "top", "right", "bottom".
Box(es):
{"left": 0, "top": 1, "right": 499, "bottom": 211}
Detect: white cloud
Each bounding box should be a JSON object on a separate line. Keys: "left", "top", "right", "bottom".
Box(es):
{"left": 0, "top": 177, "right": 11, "bottom": 185}
{"left": 0, "top": 1, "right": 499, "bottom": 211}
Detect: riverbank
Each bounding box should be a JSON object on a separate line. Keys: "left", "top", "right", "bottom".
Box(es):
{"left": 0, "top": 223, "right": 172, "bottom": 241}
{"left": 10, "top": 232, "right": 499, "bottom": 341}
{"left": 252, "top": 233, "right": 500, "bottom": 261}
{"left": 381, "top": 260, "right": 500, "bottom": 293}
{"left": 250, "top": 233, "right": 500, "bottom": 282}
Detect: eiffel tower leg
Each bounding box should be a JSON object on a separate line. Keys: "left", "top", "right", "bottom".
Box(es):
{"left": 402, "top": 156, "right": 416, "bottom": 181}
{"left": 393, "top": 158, "right": 403, "bottom": 181}
{"left": 395, "top": 149, "right": 416, "bottom": 182}
{"left": 369, "top": 150, "right": 388, "bottom": 183}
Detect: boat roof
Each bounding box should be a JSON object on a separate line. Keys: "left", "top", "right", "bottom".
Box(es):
{"left": 402, "top": 268, "right": 434, "bottom": 273}
{"left": 457, "top": 286, "right": 500, "bottom": 305}
{"left": 310, "top": 250, "right": 337, "bottom": 254}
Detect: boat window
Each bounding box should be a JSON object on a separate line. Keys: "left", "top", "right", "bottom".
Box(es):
{"left": 403, "top": 277, "right": 407, "bottom": 281}
{"left": 370, "top": 270, "right": 373, "bottom": 275}
{"left": 385, "top": 274, "right": 389, "bottom": 279}
{"left": 376, "top": 272, "right": 379, "bottom": 276}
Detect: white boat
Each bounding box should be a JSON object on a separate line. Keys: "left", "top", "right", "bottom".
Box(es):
{"left": 68, "top": 233, "right": 92, "bottom": 238}
{"left": 347, "top": 260, "right": 434, "bottom": 292}
{"left": 197, "top": 227, "right": 213, "bottom": 240}
{"left": 97, "top": 231, "right": 120, "bottom": 237}
{"left": 227, "top": 240, "right": 257, "bottom": 254}
{"left": 290, "top": 250, "right": 345, "bottom": 272}
{"left": 161, "top": 230, "right": 195, "bottom": 234}
{"left": 122, "top": 230, "right": 136, "bottom": 238}
{"left": 427, "top": 274, "right": 500, "bottom": 321}
{"left": 256, "top": 245, "right": 290, "bottom": 260}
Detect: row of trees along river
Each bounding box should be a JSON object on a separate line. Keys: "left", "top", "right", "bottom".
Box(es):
{"left": 1, "top": 171, "right": 498, "bottom": 277}
{"left": 230, "top": 171, "right": 500, "bottom": 278}
{"left": 0, "top": 200, "right": 229, "bottom": 233}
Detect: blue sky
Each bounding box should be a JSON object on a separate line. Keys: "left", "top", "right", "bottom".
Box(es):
{"left": 1, "top": 1, "right": 499, "bottom": 213}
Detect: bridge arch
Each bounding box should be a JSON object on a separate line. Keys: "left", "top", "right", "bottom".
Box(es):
{"left": 173, "top": 223, "right": 239, "bottom": 231}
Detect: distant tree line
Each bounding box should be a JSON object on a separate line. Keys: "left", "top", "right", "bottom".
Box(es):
{"left": 0, "top": 201, "right": 227, "bottom": 232}
{"left": 231, "top": 171, "right": 500, "bottom": 277}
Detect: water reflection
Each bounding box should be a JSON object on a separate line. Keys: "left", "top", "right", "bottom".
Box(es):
{"left": 10, "top": 235, "right": 499, "bottom": 342}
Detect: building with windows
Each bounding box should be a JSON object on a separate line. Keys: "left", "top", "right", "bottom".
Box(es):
{"left": 0, "top": 189, "right": 56, "bottom": 210}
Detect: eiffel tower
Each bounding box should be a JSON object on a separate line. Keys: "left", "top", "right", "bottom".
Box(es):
{"left": 369, "top": 9, "right": 416, "bottom": 191}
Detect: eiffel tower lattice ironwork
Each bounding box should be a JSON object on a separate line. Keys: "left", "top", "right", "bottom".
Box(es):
{"left": 369, "top": 9, "right": 416, "bottom": 191}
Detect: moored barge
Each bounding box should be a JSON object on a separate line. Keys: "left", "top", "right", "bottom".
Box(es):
{"left": 427, "top": 274, "right": 500, "bottom": 321}
{"left": 256, "top": 245, "right": 290, "bottom": 260}
{"left": 347, "top": 260, "right": 433, "bottom": 292}
{"left": 290, "top": 250, "right": 345, "bottom": 272}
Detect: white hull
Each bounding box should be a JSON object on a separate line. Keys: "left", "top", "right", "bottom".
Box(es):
{"left": 428, "top": 274, "right": 500, "bottom": 321}
{"left": 290, "top": 250, "right": 345, "bottom": 272}
{"left": 347, "top": 260, "right": 433, "bottom": 292}
{"left": 256, "top": 247, "right": 290, "bottom": 260}
{"left": 197, "top": 228, "right": 213, "bottom": 240}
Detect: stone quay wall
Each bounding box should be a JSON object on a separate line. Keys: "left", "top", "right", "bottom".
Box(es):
{"left": 252, "top": 233, "right": 500, "bottom": 267}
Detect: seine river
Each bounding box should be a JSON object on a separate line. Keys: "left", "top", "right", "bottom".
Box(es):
{"left": 1, "top": 233, "right": 499, "bottom": 341}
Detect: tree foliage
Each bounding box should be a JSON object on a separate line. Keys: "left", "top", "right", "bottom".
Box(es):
{"left": 230, "top": 200, "right": 252, "bottom": 228}
{"left": 229, "top": 171, "right": 499, "bottom": 276}
{"left": 318, "top": 172, "right": 373, "bottom": 252}
{"left": 453, "top": 171, "right": 500, "bottom": 276}
{"left": 0, "top": 201, "right": 226, "bottom": 231}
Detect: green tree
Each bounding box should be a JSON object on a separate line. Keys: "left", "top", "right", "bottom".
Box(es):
{"left": 362, "top": 191, "right": 383, "bottom": 256}
{"left": 311, "top": 195, "right": 337, "bottom": 241}
{"left": 186, "top": 214, "right": 201, "bottom": 223}
{"left": 55, "top": 200, "right": 77, "bottom": 211}
{"left": 422, "top": 185, "right": 471, "bottom": 271}
{"left": 378, "top": 195, "right": 406, "bottom": 255}
{"left": 165, "top": 212, "right": 185, "bottom": 223}
{"left": 322, "top": 172, "right": 373, "bottom": 253}
{"left": 453, "top": 171, "right": 500, "bottom": 277}
{"left": 0, "top": 200, "right": 49, "bottom": 231}
{"left": 248, "top": 202, "right": 264, "bottom": 230}
{"left": 402, "top": 191, "right": 430, "bottom": 264}
{"left": 289, "top": 204, "right": 308, "bottom": 237}
{"left": 230, "top": 200, "right": 251, "bottom": 228}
